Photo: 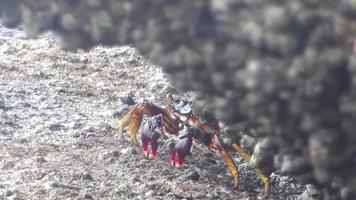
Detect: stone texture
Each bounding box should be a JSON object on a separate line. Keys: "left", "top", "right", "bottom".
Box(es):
{"left": 1, "top": 0, "right": 356, "bottom": 199}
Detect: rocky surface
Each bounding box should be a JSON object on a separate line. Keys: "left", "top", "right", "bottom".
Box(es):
{"left": 2, "top": 0, "right": 356, "bottom": 199}
{"left": 0, "top": 25, "right": 303, "bottom": 199}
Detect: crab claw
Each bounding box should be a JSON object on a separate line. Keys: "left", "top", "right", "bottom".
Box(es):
{"left": 171, "top": 127, "right": 195, "bottom": 167}
{"left": 141, "top": 115, "right": 161, "bottom": 158}
{"left": 149, "top": 141, "right": 158, "bottom": 158}
{"left": 143, "top": 145, "right": 149, "bottom": 157}
{"left": 171, "top": 150, "right": 185, "bottom": 168}
{"left": 142, "top": 139, "right": 158, "bottom": 158}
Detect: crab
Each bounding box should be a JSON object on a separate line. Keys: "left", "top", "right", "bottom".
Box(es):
{"left": 117, "top": 95, "right": 271, "bottom": 195}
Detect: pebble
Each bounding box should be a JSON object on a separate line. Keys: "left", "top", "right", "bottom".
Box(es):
{"left": 120, "top": 147, "right": 138, "bottom": 156}
{"left": 84, "top": 193, "right": 94, "bottom": 199}
{"left": 33, "top": 156, "right": 47, "bottom": 164}
{"left": 48, "top": 124, "right": 65, "bottom": 132}
{"left": 120, "top": 93, "right": 136, "bottom": 105}
{"left": 43, "top": 181, "right": 58, "bottom": 190}
{"left": 81, "top": 171, "right": 94, "bottom": 181}
{"left": 128, "top": 176, "right": 140, "bottom": 185}
{"left": 4, "top": 190, "right": 14, "bottom": 197}
{"left": 1, "top": 160, "right": 15, "bottom": 170}
{"left": 186, "top": 170, "right": 200, "bottom": 181}
{"left": 305, "top": 184, "right": 321, "bottom": 198}
{"left": 145, "top": 190, "right": 155, "bottom": 197}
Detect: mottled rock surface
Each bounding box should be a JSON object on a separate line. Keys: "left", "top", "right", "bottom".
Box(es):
{"left": 1, "top": 0, "right": 356, "bottom": 199}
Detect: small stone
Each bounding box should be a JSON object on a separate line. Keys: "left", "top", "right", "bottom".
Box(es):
{"left": 48, "top": 124, "right": 65, "bottom": 132}
{"left": 145, "top": 190, "right": 154, "bottom": 196}
{"left": 80, "top": 57, "right": 89, "bottom": 64}
{"left": 18, "top": 138, "right": 29, "bottom": 143}
{"left": 1, "top": 160, "right": 15, "bottom": 170}
{"left": 84, "top": 193, "right": 94, "bottom": 199}
{"left": 73, "top": 122, "right": 83, "bottom": 129}
{"left": 128, "top": 176, "right": 139, "bottom": 185}
{"left": 33, "top": 170, "right": 47, "bottom": 180}
{"left": 186, "top": 170, "right": 200, "bottom": 181}
{"left": 33, "top": 156, "right": 47, "bottom": 164}
{"left": 306, "top": 184, "right": 321, "bottom": 198}
{"left": 81, "top": 172, "right": 94, "bottom": 181}
{"left": 120, "top": 93, "right": 135, "bottom": 105}
{"left": 298, "top": 190, "right": 315, "bottom": 200}
{"left": 4, "top": 190, "right": 14, "bottom": 197}
{"left": 84, "top": 132, "right": 96, "bottom": 138}
{"left": 120, "top": 147, "right": 137, "bottom": 155}
{"left": 71, "top": 131, "right": 81, "bottom": 138}
{"left": 8, "top": 194, "right": 23, "bottom": 200}
{"left": 43, "top": 181, "right": 58, "bottom": 190}
{"left": 112, "top": 150, "right": 120, "bottom": 157}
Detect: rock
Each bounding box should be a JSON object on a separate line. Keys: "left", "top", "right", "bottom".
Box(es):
{"left": 8, "top": 194, "right": 24, "bottom": 200}
{"left": 298, "top": 190, "right": 318, "bottom": 200}
{"left": 33, "top": 156, "right": 47, "bottom": 164}
{"left": 83, "top": 192, "right": 94, "bottom": 199}
{"left": 1, "top": 160, "right": 15, "bottom": 170}
{"left": 186, "top": 170, "right": 200, "bottom": 181}
{"left": 0, "top": 94, "right": 5, "bottom": 110}
{"left": 306, "top": 184, "right": 321, "bottom": 199}
{"left": 83, "top": 132, "right": 96, "bottom": 138}
{"left": 120, "top": 92, "right": 135, "bottom": 105}
{"left": 48, "top": 124, "right": 65, "bottom": 132}
{"left": 73, "top": 122, "right": 84, "bottom": 130}
{"left": 33, "top": 169, "right": 47, "bottom": 180}
{"left": 81, "top": 171, "right": 94, "bottom": 181}
{"left": 4, "top": 189, "right": 14, "bottom": 197}
{"left": 71, "top": 131, "right": 81, "bottom": 138}
{"left": 43, "top": 181, "right": 58, "bottom": 190}
{"left": 145, "top": 190, "right": 154, "bottom": 197}
{"left": 111, "top": 150, "right": 120, "bottom": 157}
{"left": 120, "top": 147, "right": 138, "bottom": 156}
{"left": 128, "top": 176, "right": 140, "bottom": 185}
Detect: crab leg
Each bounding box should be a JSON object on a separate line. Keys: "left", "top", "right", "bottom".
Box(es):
{"left": 117, "top": 106, "right": 143, "bottom": 145}
{"left": 213, "top": 134, "right": 240, "bottom": 189}
{"left": 232, "top": 143, "right": 270, "bottom": 194}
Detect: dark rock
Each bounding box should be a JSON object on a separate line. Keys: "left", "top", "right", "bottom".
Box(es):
{"left": 33, "top": 156, "right": 47, "bottom": 164}
{"left": 84, "top": 193, "right": 94, "bottom": 200}
{"left": 120, "top": 92, "right": 135, "bottom": 105}
{"left": 4, "top": 190, "right": 13, "bottom": 197}
{"left": 186, "top": 170, "right": 200, "bottom": 181}
{"left": 81, "top": 172, "right": 94, "bottom": 181}
{"left": 48, "top": 124, "right": 65, "bottom": 132}
{"left": 0, "top": 94, "right": 5, "bottom": 110}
